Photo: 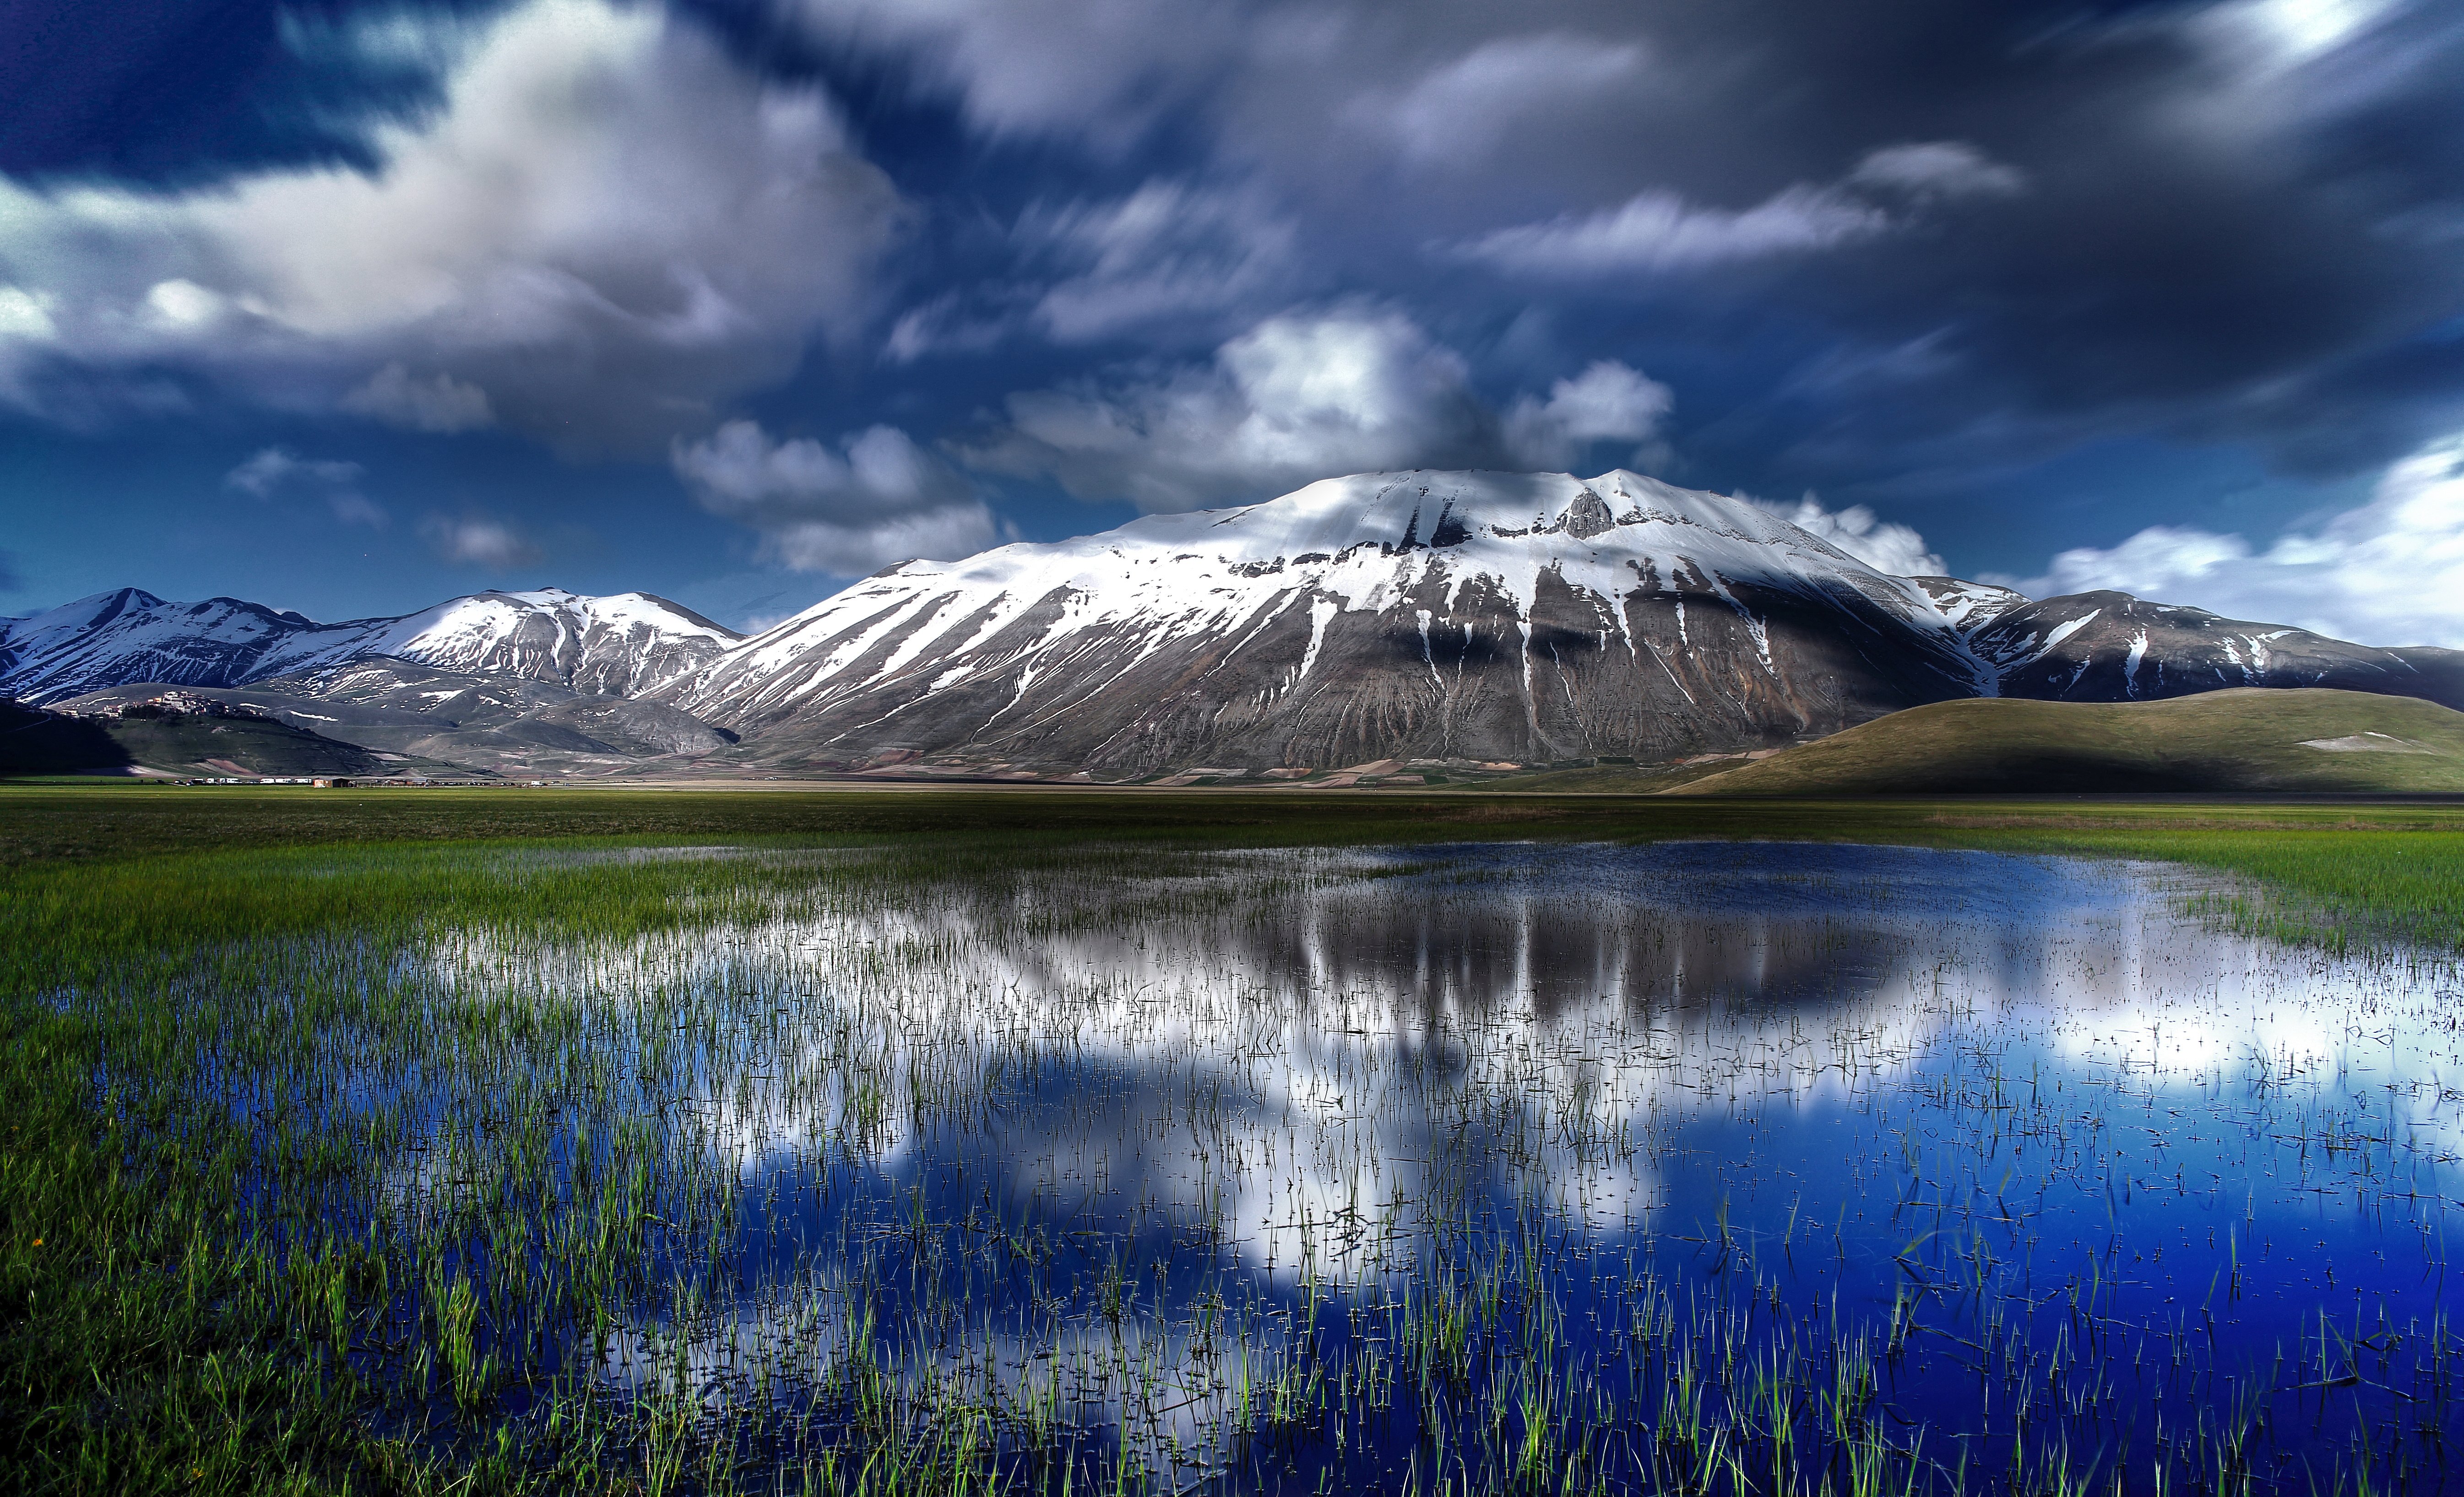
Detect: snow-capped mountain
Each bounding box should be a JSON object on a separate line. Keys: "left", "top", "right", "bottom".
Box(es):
{"left": 17, "top": 468, "right": 2462, "bottom": 781}
{"left": 342, "top": 589, "right": 740, "bottom": 698}
{"left": 657, "top": 469, "right": 1994, "bottom": 774}
{"left": 0, "top": 586, "right": 738, "bottom": 705}
{"left": 1949, "top": 590, "right": 2464, "bottom": 709}
{"left": 0, "top": 590, "right": 391, "bottom": 703}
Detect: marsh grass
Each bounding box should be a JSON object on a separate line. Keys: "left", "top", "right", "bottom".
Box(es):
{"left": 11, "top": 783, "right": 2464, "bottom": 951}
{"left": 1930, "top": 824, "right": 2464, "bottom": 954}
{"left": 3, "top": 802, "right": 2461, "bottom": 1494}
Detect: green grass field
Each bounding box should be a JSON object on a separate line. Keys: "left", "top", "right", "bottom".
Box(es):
{"left": 1674, "top": 687, "right": 2464, "bottom": 796}
{"left": 5, "top": 782, "right": 2463, "bottom": 1493}
{"left": 11, "top": 780, "right": 2464, "bottom": 948}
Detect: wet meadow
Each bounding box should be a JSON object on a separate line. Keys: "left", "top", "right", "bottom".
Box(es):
{"left": 4, "top": 786, "right": 2463, "bottom": 1495}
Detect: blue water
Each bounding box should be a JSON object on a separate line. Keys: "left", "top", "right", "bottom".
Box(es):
{"left": 392, "top": 841, "right": 2463, "bottom": 1492}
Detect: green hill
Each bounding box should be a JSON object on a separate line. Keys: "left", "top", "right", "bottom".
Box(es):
{"left": 0, "top": 701, "right": 132, "bottom": 775}
{"left": 1671, "top": 689, "right": 2464, "bottom": 796}
{"left": 99, "top": 713, "right": 424, "bottom": 778}
{"left": 2, "top": 701, "right": 465, "bottom": 779}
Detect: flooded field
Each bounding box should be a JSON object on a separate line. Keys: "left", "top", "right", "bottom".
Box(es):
{"left": 73, "top": 840, "right": 2464, "bottom": 1493}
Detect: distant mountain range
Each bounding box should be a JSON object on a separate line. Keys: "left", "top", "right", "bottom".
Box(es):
{"left": 8, "top": 469, "right": 2460, "bottom": 780}
{"left": 1, "top": 587, "right": 743, "bottom": 777}
{"left": 0, "top": 585, "right": 738, "bottom": 700}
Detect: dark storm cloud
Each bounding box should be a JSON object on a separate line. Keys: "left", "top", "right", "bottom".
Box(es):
{"left": 11, "top": 0, "right": 2458, "bottom": 492}
{"left": 4, "top": 0, "right": 2463, "bottom": 627}
{"left": 1740, "top": 2, "right": 2464, "bottom": 470}
{"left": 792, "top": 0, "right": 2464, "bottom": 494}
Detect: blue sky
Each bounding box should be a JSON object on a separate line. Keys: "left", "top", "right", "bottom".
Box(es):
{"left": 4, "top": 0, "right": 2463, "bottom": 644}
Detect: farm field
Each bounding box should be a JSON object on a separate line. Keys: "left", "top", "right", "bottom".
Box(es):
{"left": 4, "top": 786, "right": 2462, "bottom": 1495}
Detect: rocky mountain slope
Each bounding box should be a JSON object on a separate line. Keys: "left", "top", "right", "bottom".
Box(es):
{"left": 657, "top": 470, "right": 1994, "bottom": 776}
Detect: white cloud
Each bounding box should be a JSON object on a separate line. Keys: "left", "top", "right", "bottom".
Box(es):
{"left": 758, "top": 507, "right": 1008, "bottom": 578}
{"left": 2085, "top": 0, "right": 2410, "bottom": 142}
{"left": 1503, "top": 360, "right": 1672, "bottom": 469}
{"left": 2007, "top": 431, "right": 2464, "bottom": 647}
{"left": 0, "top": 0, "right": 904, "bottom": 446}
{"left": 224, "top": 447, "right": 364, "bottom": 498}
{"left": 1848, "top": 141, "right": 2026, "bottom": 199}
{"left": 1216, "top": 312, "right": 1477, "bottom": 465}
{"left": 326, "top": 493, "right": 391, "bottom": 529}
{"left": 963, "top": 307, "right": 1493, "bottom": 510}
{"left": 1458, "top": 184, "right": 1889, "bottom": 276}
{"left": 0, "top": 287, "right": 59, "bottom": 342}
{"left": 881, "top": 180, "right": 1300, "bottom": 360}
{"left": 1022, "top": 181, "right": 1298, "bottom": 343}
{"left": 1758, "top": 494, "right": 1946, "bottom": 576}
{"left": 1454, "top": 140, "right": 2022, "bottom": 277}
{"left": 142, "top": 280, "right": 227, "bottom": 331}
{"left": 673, "top": 420, "right": 997, "bottom": 575}
{"left": 966, "top": 308, "right": 1686, "bottom": 510}
{"left": 782, "top": 0, "right": 1243, "bottom": 150}
{"left": 882, "top": 295, "right": 1016, "bottom": 364}
{"left": 342, "top": 363, "right": 494, "bottom": 433}
{"left": 1370, "top": 33, "right": 1649, "bottom": 168}
{"left": 422, "top": 514, "right": 542, "bottom": 570}
{"left": 222, "top": 446, "right": 389, "bottom": 527}
{"left": 2187, "top": 0, "right": 2397, "bottom": 80}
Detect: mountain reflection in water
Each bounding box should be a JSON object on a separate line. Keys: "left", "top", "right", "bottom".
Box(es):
{"left": 398, "top": 841, "right": 2460, "bottom": 1494}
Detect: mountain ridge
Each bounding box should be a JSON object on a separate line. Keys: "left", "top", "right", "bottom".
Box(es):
{"left": 2, "top": 586, "right": 744, "bottom": 778}
{"left": 10, "top": 467, "right": 2460, "bottom": 781}
{"left": 0, "top": 586, "right": 738, "bottom": 705}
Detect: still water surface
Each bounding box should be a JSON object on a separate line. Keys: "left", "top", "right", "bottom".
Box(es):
{"left": 397, "top": 841, "right": 2462, "bottom": 1492}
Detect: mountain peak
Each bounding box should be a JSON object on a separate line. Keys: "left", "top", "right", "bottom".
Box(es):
{"left": 671, "top": 466, "right": 1987, "bottom": 774}
{"left": 0, "top": 585, "right": 738, "bottom": 704}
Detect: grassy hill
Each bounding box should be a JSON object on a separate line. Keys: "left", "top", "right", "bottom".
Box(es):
{"left": 99, "top": 713, "right": 430, "bottom": 778}
{"left": 2, "top": 702, "right": 468, "bottom": 779}
{"left": 0, "top": 701, "right": 132, "bottom": 775}
{"left": 1671, "top": 688, "right": 2464, "bottom": 796}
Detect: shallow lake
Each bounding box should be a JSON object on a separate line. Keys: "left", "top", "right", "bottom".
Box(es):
{"left": 277, "top": 841, "right": 2464, "bottom": 1492}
